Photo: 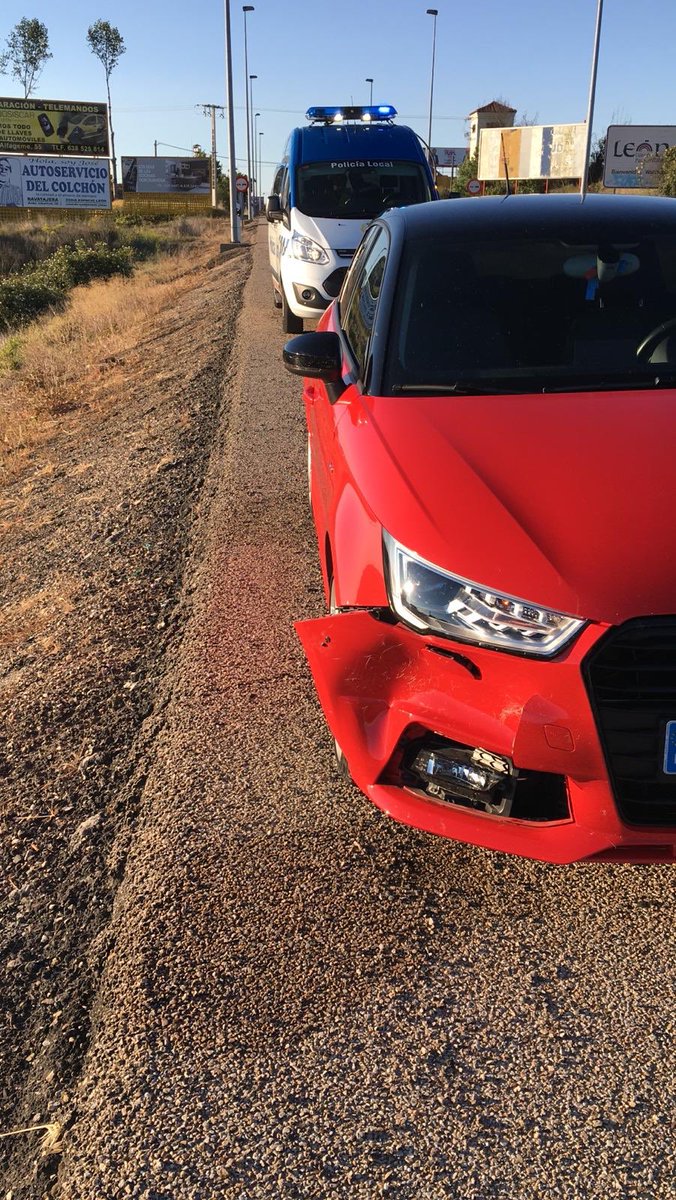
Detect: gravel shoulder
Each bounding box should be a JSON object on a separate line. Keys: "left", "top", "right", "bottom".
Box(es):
{"left": 0, "top": 227, "right": 251, "bottom": 1196}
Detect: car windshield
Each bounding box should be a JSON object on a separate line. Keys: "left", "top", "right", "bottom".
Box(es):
{"left": 384, "top": 231, "right": 676, "bottom": 394}
{"left": 296, "top": 160, "right": 431, "bottom": 219}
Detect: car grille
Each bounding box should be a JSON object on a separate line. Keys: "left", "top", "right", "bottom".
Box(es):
{"left": 583, "top": 618, "right": 676, "bottom": 826}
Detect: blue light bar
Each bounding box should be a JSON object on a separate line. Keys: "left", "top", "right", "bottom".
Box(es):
{"left": 306, "top": 104, "right": 397, "bottom": 123}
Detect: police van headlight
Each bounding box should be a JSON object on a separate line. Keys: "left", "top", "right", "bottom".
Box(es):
{"left": 291, "top": 232, "right": 329, "bottom": 265}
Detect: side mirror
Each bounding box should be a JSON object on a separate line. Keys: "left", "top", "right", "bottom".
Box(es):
{"left": 283, "top": 332, "right": 343, "bottom": 383}
{"left": 266, "top": 194, "right": 282, "bottom": 222}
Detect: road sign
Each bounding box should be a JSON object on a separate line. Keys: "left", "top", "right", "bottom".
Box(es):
{"left": 235, "top": 176, "right": 248, "bottom": 193}
{"left": 466, "top": 178, "right": 481, "bottom": 195}
{"left": 604, "top": 125, "right": 676, "bottom": 189}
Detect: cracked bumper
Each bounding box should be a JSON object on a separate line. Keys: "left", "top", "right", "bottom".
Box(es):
{"left": 296, "top": 611, "right": 676, "bottom": 864}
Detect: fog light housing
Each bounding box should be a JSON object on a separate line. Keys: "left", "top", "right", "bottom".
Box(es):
{"left": 409, "top": 742, "right": 517, "bottom": 816}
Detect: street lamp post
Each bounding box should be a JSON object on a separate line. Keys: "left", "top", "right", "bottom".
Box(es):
{"left": 259, "top": 131, "right": 264, "bottom": 201}
{"left": 243, "top": 5, "right": 254, "bottom": 221}
{"left": 253, "top": 111, "right": 260, "bottom": 210}
{"left": 426, "top": 8, "right": 438, "bottom": 155}
{"left": 249, "top": 74, "right": 257, "bottom": 218}
{"left": 223, "top": 0, "right": 239, "bottom": 242}
{"left": 366, "top": 77, "right": 374, "bottom": 105}
{"left": 581, "top": 0, "right": 604, "bottom": 200}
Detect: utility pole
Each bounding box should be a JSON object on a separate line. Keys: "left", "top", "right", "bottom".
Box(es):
{"left": 201, "top": 103, "right": 225, "bottom": 208}
{"left": 243, "top": 6, "right": 254, "bottom": 221}
{"left": 224, "top": 0, "right": 239, "bottom": 242}
{"left": 153, "top": 140, "right": 158, "bottom": 157}
{"left": 581, "top": 0, "right": 604, "bottom": 200}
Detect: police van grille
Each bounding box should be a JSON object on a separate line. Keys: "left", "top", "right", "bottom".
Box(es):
{"left": 583, "top": 618, "right": 676, "bottom": 827}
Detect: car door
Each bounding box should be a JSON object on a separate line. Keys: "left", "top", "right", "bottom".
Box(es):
{"left": 306, "top": 227, "right": 382, "bottom": 535}
{"left": 309, "top": 226, "right": 390, "bottom": 580}
{"left": 268, "top": 165, "right": 285, "bottom": 283}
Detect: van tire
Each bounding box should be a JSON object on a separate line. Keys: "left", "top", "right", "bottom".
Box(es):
{"left": 282, "top": 293, "right": 303, "bottom": 334}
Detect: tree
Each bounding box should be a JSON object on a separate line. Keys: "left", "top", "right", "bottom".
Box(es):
{"left": 87, "top": 19, "right": 125, "bottom": 190}
{"left": 659, "top": 146, "right": 676, "bottom": 197}
{"left": 587, "top": 135, "right": 606, "bottom": 187}
{"left": 0, "top": 18, "right": 52, "bottom": 98}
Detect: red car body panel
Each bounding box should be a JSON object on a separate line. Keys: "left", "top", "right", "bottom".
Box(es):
{"left": 298, "top": 303, "right": 676, "bottom": 864}
{"left": 297, "top": 612, "right": 675, "bottom": 863}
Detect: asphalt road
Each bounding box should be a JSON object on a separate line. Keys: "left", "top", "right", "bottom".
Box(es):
{"left": 60, "top": 227, "right": 674, "bottom": 1200}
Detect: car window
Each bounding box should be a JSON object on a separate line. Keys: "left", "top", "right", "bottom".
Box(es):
{"left": 342, "top": 228, "right": 389, "bottom": 378}
{"left": 339, "top": 226, "right": 379, "bottom": 318}
{"left": 271, "top": 165, "right": 284, "bottom": 196}
{"left": 384, "top": 232, "right": 676, "bottom": 394}
{"left": 280, "top": 167, "right": 290, "bottom": 217}
{"left": 296, "top": 160, "right": 432, "bottom": 219}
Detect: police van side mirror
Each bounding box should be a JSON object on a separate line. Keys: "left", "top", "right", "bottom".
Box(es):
{"left": 266, "top": 194, "right": 282, "bottom": 222}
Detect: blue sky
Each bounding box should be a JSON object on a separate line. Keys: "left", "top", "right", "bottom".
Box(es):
{"left": 2, "top": 1, "right": 676, "bottom": 194}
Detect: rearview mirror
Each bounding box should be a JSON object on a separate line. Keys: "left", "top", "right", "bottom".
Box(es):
{"left": 283, "top": 332, "right": 343, "bottom": 383}
{"left": 266, "top": 194, "right": 282, "bottom": 222}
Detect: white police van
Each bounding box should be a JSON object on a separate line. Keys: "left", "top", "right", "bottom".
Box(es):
{"left": 267, "top": 105, "right": 437, "bottom": 333}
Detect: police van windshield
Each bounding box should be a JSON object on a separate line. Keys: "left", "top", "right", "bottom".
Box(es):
{"left": 297, "top": 160, "right": 431, "bottom": 219}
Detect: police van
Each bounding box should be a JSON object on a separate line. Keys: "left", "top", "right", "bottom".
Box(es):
{"left": 267, "top": 105, "right": 437, "bottom": 332}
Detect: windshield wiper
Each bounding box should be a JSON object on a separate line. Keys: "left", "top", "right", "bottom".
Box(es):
{"left": 390, "top": 381, "right": 518, "bottom": 395}
{"left": 534, "top": 372, "right": 676, "bottom": 393}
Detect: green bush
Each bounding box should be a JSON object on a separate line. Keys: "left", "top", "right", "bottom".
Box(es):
{"left": 0, "top": 274, "right": 63, "bottom": 328}
{"left": 0, "top": 240, "right": 134, "bottom": 329}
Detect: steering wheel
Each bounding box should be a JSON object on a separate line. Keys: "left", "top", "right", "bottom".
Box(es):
{"left": 636, "top": 316, "right": 676, "bottom": 360}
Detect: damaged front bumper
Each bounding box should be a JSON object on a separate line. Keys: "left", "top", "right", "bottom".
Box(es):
{"left": 296, "top": 611, "right": 676, "bottom": 864}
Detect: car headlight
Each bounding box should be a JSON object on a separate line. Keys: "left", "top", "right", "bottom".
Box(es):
{"left": 290, "top": 231, "right": 329, "bottom": 264}
{"left": 383, "top": 532, "right": 585, "bottom": 657}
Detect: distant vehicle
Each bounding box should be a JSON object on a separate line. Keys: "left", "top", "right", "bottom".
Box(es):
{"left": 267, "top": 104, "right": 437, "bottom": 334}
{"left": 285, "top": 194, "right": 676, "bottom": 864}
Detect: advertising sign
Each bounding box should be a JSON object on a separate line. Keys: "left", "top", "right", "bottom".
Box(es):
{"left": 121, "top": 157, "right": 211, "bottom": 195}
{"left": 0, "top": 97, "right": 109, "bottom": 157}
{"left": 603, "top": 125, "right": 676, "bottom": 188}
{"left": 433, "top": 147, "right": 468, "bottom": 169}
{"left": 479, "top": 124, "right": 586, "bottom": 181}
{"left": 0, "top": 155, "right": 110, "bottom": 209}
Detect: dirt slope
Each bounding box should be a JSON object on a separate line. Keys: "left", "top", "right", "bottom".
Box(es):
{"left": 0, "top": 227, "right": 251, "bottom": 1196}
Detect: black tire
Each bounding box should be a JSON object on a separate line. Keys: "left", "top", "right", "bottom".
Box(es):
{"left": 282, "top": 292, "right": 303, "bottom": 334}
{"left": 273, "top": 285, "right": 282, "bottom": 309}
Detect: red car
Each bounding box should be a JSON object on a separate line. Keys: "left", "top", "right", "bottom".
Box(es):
{"left": 284, "top": 195, "right": 676, "bottom": 864}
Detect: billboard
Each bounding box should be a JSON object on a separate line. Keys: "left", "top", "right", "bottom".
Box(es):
{"left": 0, "top": 97, "right": 109, "bottom": 157}
{"left": 603, "top": 126, "right": 676, "bottom": 189}
{"left": 433, "top": 147, "right": 468, "bottom": 169}
{"left": 121, "top": 157, "right": 211, "bottom": 195}
{"left": 0, "top": 155, "right": 110, "bottom": 209}
{"left": 479, "top": 124, "right": 586, "bottom": 181}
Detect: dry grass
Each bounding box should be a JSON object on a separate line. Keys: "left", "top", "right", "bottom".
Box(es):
{"left": 0, "top": 575, "right": 78, "bottom": 650}
{"left": 0, "top": 241, "right": 209, "bottom": 474}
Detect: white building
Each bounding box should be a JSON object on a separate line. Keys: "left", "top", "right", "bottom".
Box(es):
{"left": 468, "top": 100, "right": 516, "bottom": 159}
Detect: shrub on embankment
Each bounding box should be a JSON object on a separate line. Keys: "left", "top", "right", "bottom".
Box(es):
{"left": 0, "top": 240, "right": 134, "bottom": 329}
{"left": 0, "top": 215, "right": 198, "bottom": 330}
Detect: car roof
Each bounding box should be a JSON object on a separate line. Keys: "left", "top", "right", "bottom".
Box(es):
{"left": 381, "top": 193, "right": 676, "bottom": 240}
{"left": 294, "top": 122, "right": 427, "bottom": 165}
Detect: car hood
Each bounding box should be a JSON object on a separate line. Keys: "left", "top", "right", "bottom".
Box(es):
{"left": 294, "top": 212, "right": 373, "bottom": 252}
{"left": 341, "top": 388, "right": 676, "bottom": 625}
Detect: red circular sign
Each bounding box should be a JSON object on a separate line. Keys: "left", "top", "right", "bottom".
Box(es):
{"left": 466, "top": 178, "right": 481, "bottom": 195}
{"left": 235, "top": 176, "right": 248, "bottom": 193}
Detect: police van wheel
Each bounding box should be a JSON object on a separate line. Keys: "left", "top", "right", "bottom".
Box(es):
{"left": 282, "top": 294, "right": 303, "bottom": 334}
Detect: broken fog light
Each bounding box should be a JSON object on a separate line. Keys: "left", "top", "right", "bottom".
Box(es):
{"left": 410, "top": 744, "right": 517, "bottom": 816}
